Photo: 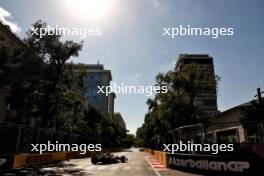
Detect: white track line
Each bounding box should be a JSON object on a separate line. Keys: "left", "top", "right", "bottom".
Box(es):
{"left": 97, "top": 165, "right": 109, "bottom": 170}
{"left": 145, "top": 156, "right": 162, "bottom": 176}
{"left": 123, "top": 166, "right": 131, "bottom": 170}
{"left": 110, "top": 165, "right": 119, "bottom": 170}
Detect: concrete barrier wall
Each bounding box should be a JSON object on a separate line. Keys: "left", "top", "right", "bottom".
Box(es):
{"left": 144, "top": 148, "right": 153, "bottom": 155}
{"left": 144, "top": 148, "right": 264, "bottom": 176}
{"left": 12, "top": 151, "right": 92, "bottom": 168}
{"left": 0, "top": 148, "right": 125, "bottom": 170}
{"left": 144, "top": 148, "right": 168, "bottom": 167}
{"left": 153, "top": 150, "right": 167, "bottom": 167}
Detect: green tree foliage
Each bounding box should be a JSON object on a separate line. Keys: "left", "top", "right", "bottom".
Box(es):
{"left": 136, "top": 64, "right": 218, "bottom": 147}
{"left": 0, "top": 21, "right": 130, "bottom": 148}
{"left": 0, "top": 21, "right": 83, "bottom": 126}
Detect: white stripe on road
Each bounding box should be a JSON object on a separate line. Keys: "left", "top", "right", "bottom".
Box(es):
{"left": 145, "top": 156, "right": 162, "bottom": 176}
{"left": 85, "top": 165, "right": 96, "bottom": 170}
{"left": 76, "top": 164, "right": 93, "bottom": 170}
{"left": 123, "top": 166, "right": 131, "bottom": 170}
{"left": 97, "top": 166, "right": 109, "bottom": 170}
{"left": 110, "top": 165, "right": 119, "bottom": 170}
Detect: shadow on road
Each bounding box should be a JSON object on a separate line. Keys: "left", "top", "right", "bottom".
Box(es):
{"left": 1, "top": 161, "right": 93, "bottom": 176}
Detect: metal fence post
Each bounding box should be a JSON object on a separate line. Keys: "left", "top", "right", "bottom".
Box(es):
{"left": 15, "top": 126, "right": 22, "bottom": 153}
{"left": 37, "top": 128, "right": 40, "bottom": 144}
{"left": 69, "top": 134, "right": 72, "bottom": 144}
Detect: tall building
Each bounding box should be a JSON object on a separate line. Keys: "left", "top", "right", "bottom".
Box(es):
{"left": 0, "top": 22, "right": 24, "bottom": 49}
{"left": 113, "top": 112, "right": 126, "bottom": 130}
{"left": 108, "top": 92, "right": 116, "bottom": 119}
{"left": 175, "top": 54, "right": 218, "bottom": 117}
{"left": 0, "top": 22, "right": 24, "bottom": 122}
{"left": 76, "top": 63, "right": 114, "bottom": 116}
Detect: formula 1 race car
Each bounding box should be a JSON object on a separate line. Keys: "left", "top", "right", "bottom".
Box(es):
{"left": 91, "top": 153, "right": 128, "bottom": 164}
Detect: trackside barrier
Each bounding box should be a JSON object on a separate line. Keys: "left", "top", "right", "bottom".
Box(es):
{"left": 144, "top": 148, "right": 264, "bottom": 176}
{"left": 144, "top": 148, "right": 153, "bottom": 155}
{"left": 153, "top": 150, "right": 167, "bottom": 167}
{"left": 144, "top": 148, "right": 167, "bottom": 167}
{"left": 12, "top": 151, "right": 92, "bottom": 168}
{"left": 1, "top": 148, "right": 124, "bottom": 170}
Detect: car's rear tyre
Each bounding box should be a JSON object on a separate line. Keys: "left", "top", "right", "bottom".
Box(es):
{"left": 120, "top": 156, "right": 128, "bottom": 163}
{"left": 91, "top": 157, "right": 98, "bottom": 164}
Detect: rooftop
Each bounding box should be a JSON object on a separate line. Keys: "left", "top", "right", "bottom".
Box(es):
{"left": 176, "top": 54, "right": 213, "bottom": 69}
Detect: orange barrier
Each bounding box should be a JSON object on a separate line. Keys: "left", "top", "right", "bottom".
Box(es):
{"left": 153, "top": 150, "right": 167, "bottom": 167}
{"left": 144, "top": 148, "right": 154, "bottom": 155}
{"left": 1, "top": 148, "right": 132, "bottom": 170}
{"left": 144, "top": 148, "right": 168, "bottom": 167}
{"left": 13, "top": 154, "right": 27, "bottom": 168}
{"left": 13, "top": 151, "right": 92, "bottom": 168}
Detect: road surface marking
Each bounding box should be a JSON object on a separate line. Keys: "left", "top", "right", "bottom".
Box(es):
{"left": 86, "top": 165, "right": 96, "bottom": 170}
{"left": 97, "top": 165, "right": 109, "bottom": 170}
{"left": 123, "top": 166, "right": 131, "bottom": 170}
{"left": 110, "top": 165, "right": 119, "bottom": 170}
{"left": 148, "top": 156, "right": 168, "bottom": 171}
{"left": 145, "top": 156, "right": 162, "bottom": 176}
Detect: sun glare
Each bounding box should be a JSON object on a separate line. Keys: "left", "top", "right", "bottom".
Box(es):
{"left": 65, "top": 0, "right": 115, "bottom": 20}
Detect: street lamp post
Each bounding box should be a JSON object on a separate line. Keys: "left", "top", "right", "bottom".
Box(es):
{"left": 254, "top": 87, "right": 264, "bottom": 142}
{"left": 255, "top": 87, "right": 264, "bottom": 104}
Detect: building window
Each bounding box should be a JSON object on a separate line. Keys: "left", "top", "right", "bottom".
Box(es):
{"left": 217, "top": 129, "right": 239, "bottom": 143}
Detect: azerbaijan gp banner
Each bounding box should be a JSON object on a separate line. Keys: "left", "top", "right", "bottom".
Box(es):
{"left": 167, "top": 153, "right": 264, "bottom": 176}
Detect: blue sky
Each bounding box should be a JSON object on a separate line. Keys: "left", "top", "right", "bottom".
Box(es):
{"left": 1, "top": 0, "right": 264, "bottom": 134}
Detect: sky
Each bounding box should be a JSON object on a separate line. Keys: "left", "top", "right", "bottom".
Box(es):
{"left": 0, "top": 0, "right": 264, "bottom": 134}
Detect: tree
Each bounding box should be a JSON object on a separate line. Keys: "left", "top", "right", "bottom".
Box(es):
{"left": 0, "top": 21, "right": 83, "bottom": 127}
{"left": 137, "top": 64, "right": 219, "bottom": 148}
{"left": 25, "top": 21, "right": 83, "bottom": 127}
{"left": 1, "top": 20, "right": 131, "bottom": 148}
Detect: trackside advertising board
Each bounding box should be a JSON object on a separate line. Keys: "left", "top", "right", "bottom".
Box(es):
{"left": 168, "top": 153, "right": 264, "bottom": 176}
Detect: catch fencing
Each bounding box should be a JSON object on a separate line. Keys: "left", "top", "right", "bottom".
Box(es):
{"left": 0, "top": 122, "right": 89, "bottom": 154}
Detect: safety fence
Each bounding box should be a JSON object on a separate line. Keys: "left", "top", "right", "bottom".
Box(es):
{"left": 0, "top": 122, "right": 100, "bottom": 170}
